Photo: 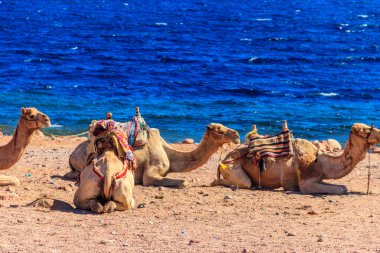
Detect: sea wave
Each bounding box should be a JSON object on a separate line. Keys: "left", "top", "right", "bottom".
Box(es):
{"left": 318, "top": 92, "right": 339, "bottom": 97}
{"left": 253, "top": 18, "right": 272, "bottom": 21}
{"left": 49, "top": 124, "right": 63, "bottom": 128}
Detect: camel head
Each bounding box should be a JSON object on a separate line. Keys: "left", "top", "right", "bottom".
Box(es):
{"left": 20, "top": 107, "right": 50, "bottom": 129}
{"left": 351, "top": 123, "right": 380, "bottom": 145}
{"left": 206, "top": 123, "right": 240, "bottom": 145}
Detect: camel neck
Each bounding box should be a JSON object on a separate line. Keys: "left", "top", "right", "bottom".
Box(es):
{"left": 190, "top": 131, "right": 220, "bottom": 161}
{"left": 166, "top": 131, "right": 221, "bottom": 173}
{"left": 0, "top": 118, "right": 34, "bottom": 170}
{"left": 323, "top": 133, "right": 368, "bottom": 180}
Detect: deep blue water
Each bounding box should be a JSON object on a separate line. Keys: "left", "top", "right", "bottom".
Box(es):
{"left": 0, "top": 0, "right": 379, "bottom": 143}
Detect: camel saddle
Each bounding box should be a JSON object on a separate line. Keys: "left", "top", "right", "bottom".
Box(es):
{"left": 247, "top": 129, "right": 293, "bottom": 162}
{"left": 92, "top": 125, "right": 138, "bottom": 169}
{"left": 92, "top": 117, "right": 150, "bottom": 147}
{"left": 125, "top": 115, "right": 150, "bottom": 147}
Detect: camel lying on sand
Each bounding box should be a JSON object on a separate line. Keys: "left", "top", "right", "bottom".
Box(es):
{"left": 0, "top": 108, "right": 50, "bottom": 186}
{"left": 312, "top": 139, "right": 342, "bottom": 153}
{"left": 215, "top": 122, "right": 380, "bottom": 194}
{"left": 69, "top": 122, "right": 240, "bottom": 188}
{"left": 74, "top": 129, "right": 136, "bottom": 213}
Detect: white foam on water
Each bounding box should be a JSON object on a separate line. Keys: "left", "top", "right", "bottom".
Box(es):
{"left": 319, "top": 92, "right": 338, "bottom": 97}
{"left": 240, "top": 38, "right": 252, "bottom": 41}
{"left": 71, "top": 46, "right": 78, "bottom": 50}
{"left": 49, "top": 124, "right": 63, "bottom": 128}
{"left": 124, "top": 3, "right": 129, "bottom": 6}
{"left": 248, "top": 57, "right": 258, "bottom": 63}
{"left": 155, "top": 22, "right": 168, "bottom": 26}
{"left": 360, "top": 24, "right": 368, "bottom": 27}
{"left": 358, "top": 14, "right": 368, "bottom": 18}
{"left": 254, "top": 18, "right": 272, "bottom": 21}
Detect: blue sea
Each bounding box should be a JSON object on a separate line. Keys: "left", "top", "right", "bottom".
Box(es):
{"left": 0, "top": 0, "right": 379, "bottom": 143}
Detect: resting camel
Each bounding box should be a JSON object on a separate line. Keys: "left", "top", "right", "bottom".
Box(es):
{"left": 216, "top": 123, "right": 380, "bottom": 194}
{"left": 69, "top": 123, "right": 240, "bottom": 188}
{"left": 0, "top": 107, "right": 50, "bottom": 186}
{"left": 74, "top": 131, "right": 135, "bottom": 213}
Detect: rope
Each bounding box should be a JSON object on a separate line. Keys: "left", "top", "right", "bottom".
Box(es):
{"left": 367, "top": 147, "right": 374, "bottom": 195}
{"left": 46, "top": 131, "right": 88, "bottom": 139}
{"left": 217, "top": 136, "right": 242, "bottom": 179}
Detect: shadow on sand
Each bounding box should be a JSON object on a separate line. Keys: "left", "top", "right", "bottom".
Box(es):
{"left": 25, "top": 198, "right": 95, "bottom": 215}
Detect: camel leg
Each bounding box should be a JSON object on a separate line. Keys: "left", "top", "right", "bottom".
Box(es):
{"left": 143, "top": 165, "right": 187, "bottom": 188}
{"left": 299, "top": 178, "right": 347, "bottom": 195}
{"left": 103, "top": 198, "right": 134, "bottom": 212}
{"left": 214, "top": 162, "right": 252, "bottom": 189}
{"left": 105, "top": 178, "right": 135, "bottom": 212}
{"left": 0, "top": 175, "right": 20, "bottom": 186}
{"left": 103, "top": 201, "right": 117, "bottom": 213}
{"left": 74, "top": 180, "right": 103, "bottom": 212}
{"left": 144, "top": 175, "right": 188, "bottom": 188}
{"left": 74, "top": 197, "right": 103, "bottom": 213}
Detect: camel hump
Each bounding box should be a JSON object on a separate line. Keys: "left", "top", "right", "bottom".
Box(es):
{"left": 293, "top": 139, "right": 318, "bottom": 168}
{"left": 326, "top": 139, "right": 342, "bottom": 151}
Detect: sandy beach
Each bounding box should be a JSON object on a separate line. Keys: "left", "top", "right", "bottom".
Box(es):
{"left": 0, "top": 134, "right": 379, "bottom": 253}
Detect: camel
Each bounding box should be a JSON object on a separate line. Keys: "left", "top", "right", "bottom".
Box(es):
{"left": 0, "top": 107, "right": 50, "bottom": 186}
{"left": 215, "top": 122, "right": 380, "bottom": 194}
{"left": 74, "top": 131, "right": 135, "bottom": 213}
{"left": 312, "top": 139, "right": 342, "bottom": 153}
{"left": 69, "top": 123, "right": 240, "bottom": 188}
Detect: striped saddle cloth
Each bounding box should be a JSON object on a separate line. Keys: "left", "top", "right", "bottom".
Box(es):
{"left": 247, "top": 130, "right": 293, "bottom": 160}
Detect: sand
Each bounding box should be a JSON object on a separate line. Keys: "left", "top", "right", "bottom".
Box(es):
{"left": 0, "top": 134, "right": 379, "bottom": 253}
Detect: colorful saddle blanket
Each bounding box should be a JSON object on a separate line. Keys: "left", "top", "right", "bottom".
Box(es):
{"left": 92, "top": 123, "right": 138, "bottom": 170}
{"left": 247, "top": 130, "right": 293, "bottom": 160}
{"left": 125, "top": 116, "right": 150, "bottom": 147}
{"left": 92, "top": 117, "right": 149, "bottom": 147}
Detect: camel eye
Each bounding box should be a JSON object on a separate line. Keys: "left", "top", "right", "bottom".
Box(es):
{"left": 30, "top": 115, "right": 35, "bottom": 119}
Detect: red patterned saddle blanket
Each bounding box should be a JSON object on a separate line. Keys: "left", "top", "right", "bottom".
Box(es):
{"left": 247, "top": 130, "right": 293, "bottom": 160}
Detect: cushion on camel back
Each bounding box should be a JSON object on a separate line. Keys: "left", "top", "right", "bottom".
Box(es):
{"left": 247, "top": 130, "right": 293, "bottom": 161}
{"left": 125, "top": 116, "right": 150, "bottom": 147}
{"left": 90, "top": 117, "right": 150, "bottom": 148}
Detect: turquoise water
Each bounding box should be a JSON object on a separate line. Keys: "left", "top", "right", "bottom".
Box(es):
{"left": 0, "top": 0, "right": 379, "bottom": 142}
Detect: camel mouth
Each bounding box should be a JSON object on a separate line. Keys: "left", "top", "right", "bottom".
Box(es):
{"left": 42, "top": 119, "right": 51, "bottom": 128}
{"left": 228, "top": 130, "right": 240, "bottom": 144}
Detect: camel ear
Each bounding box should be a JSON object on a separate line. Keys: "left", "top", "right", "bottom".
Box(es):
{"left": 351, "top": 124, "right": 361, "bottom": 133}
{"left": 21, "top": 107, "right": 26, "bottom": 115}
{"left": 207, "top": 125, "right": 212, "bottom": 130}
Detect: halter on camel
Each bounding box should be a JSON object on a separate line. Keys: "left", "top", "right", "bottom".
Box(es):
{"left": 76, "top": 126, "right": 138, "bottom": 188}
{"left": 350, "top": 123, "right": 375, "bottom": 194}
{"left": 91, "top": 132, "right": 136, "bottom": 187}
{"left": 21, "top": 115, "right": 41, "bottom": 130}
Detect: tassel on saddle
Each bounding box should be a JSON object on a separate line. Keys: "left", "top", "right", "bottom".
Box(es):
{"left": 259, "top": 158, "right": 266, "bottom": 172}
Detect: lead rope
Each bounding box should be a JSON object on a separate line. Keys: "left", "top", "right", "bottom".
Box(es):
{"left": 217, "top": 132, "right": 242, "bottom": 180}
{"left": 367, "top": 146, "right": 374, "bottom": 195}
{"left": 258, "top": 167, "right": 261, "bottom": 189}
{"left": 217, "top": 133, "right": 225, "bottom": 179}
